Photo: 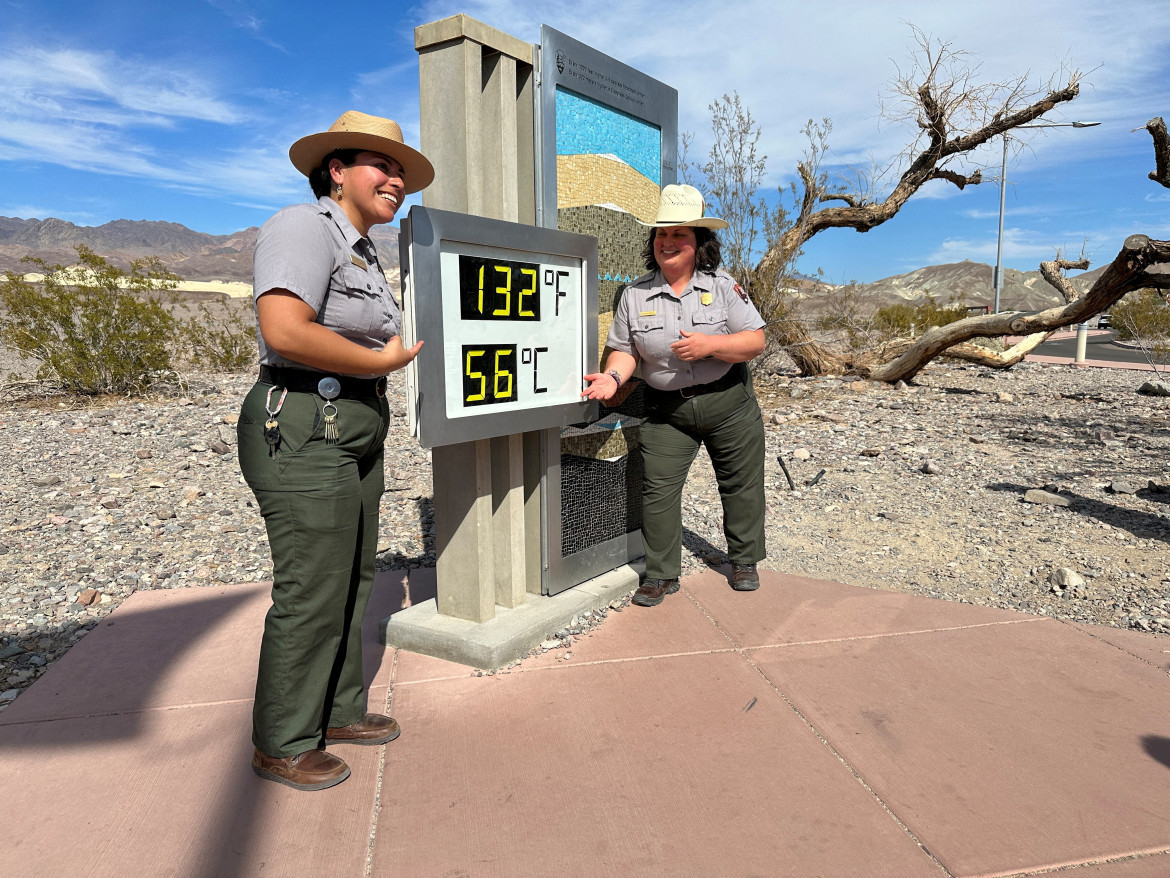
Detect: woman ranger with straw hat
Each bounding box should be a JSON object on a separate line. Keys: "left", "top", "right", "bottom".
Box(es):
{"left": 237, "top": 111, "right": 433, "bottom": 791}
{"left": 582, "top": 184, "right": 767, "bottom": 607}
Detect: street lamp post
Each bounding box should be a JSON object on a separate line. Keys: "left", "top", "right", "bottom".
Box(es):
{"left": 992, "top": 120, "right": 1100, "bottom": 324}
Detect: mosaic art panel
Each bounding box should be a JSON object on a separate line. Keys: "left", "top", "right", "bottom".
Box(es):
{"left": 555, "top": 88, "right": 662, "bottom": 185}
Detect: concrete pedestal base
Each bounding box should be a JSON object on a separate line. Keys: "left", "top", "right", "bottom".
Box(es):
{"left": 380, "top": 563, "right": 642, "bottom": 669}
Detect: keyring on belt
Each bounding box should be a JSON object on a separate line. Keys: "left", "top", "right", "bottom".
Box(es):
{"left": 318, "top": 377, "right": 341, "bottom": 443}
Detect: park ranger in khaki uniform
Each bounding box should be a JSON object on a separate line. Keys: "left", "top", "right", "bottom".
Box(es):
{"left": 583, "top": 184, "right": 767, "bottom": 607}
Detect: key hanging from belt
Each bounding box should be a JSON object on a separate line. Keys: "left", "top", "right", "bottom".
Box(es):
{"left": 318, "top": 376, "right": 341, "bottom": 444}
{"left": 264, "top": 385, "right": 288, "bottom": 456}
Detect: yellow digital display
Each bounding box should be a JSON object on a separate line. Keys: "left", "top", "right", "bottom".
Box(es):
{"left": 461, "top": 344, "right": 518, "bottom": 406}
{"left": 458, "top": 255, "right": 541, "bottom": 321}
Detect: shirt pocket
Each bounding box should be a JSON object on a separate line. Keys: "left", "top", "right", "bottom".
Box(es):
{"left": 329, "top": 265, "right": 381, "bottom": 335}
{"left": 691, "top": 307, "right": 729, "bottom": 334}
{"left": 630, "top": 316, "right": 669, "bottom": 360}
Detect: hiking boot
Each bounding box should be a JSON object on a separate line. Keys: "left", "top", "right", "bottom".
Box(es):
{"left": 631, "top": 577, "right": 680, "bottom": 607}
{"left": 729, "top": 564, "right": 760, "bottom": 591}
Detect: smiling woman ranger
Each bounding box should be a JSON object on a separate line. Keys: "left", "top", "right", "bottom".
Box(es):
{"left": 582, "top": 184, "right": 767, "bottom": 607}
{"left": 237, "top": 111, "right": 434, "bottom": 791}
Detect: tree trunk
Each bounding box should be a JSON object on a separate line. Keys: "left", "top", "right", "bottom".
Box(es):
{"left": 771, "top": 318, "right": 847, "bottom": 375}
{"left": 862, "top": 236, "right": 1170, "bottom": 383}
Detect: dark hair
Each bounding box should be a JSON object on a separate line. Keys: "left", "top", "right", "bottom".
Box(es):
{"left": 642, "top": 226, "right": 722, "bottom": 274}
{"left": 308, "top": 149, "right": 363, "bottom": 198}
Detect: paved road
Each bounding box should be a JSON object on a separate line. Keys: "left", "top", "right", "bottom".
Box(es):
{"left": 1034, "top": 329, "right": 1153, "bottom": 366}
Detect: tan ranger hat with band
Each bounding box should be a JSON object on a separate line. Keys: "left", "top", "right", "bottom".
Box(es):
{"left": 288, "top": 110, "right": 435, "bottom": 195}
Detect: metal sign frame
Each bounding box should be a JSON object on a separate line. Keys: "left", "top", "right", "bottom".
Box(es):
{"left": 535, "top": 25, "right": 679, "bottom": 229}
{"left": 400, "top": 206, "right": 598, "bottom": 448}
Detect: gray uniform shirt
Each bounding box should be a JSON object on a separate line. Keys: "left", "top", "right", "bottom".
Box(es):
{"left": 606, "top": 268, "right": 765, "bottom": 391}
{"left": 252, "top": 196, "right": 399, "bottom": 378}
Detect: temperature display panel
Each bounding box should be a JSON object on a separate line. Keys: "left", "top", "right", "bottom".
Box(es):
{"left": 400, "top": 207, "right": 598, "bottom": 447}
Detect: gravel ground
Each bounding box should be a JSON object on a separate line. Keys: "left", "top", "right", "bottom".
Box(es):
{"left": 3, "top": 358, "right": 1170, "bottom": 710}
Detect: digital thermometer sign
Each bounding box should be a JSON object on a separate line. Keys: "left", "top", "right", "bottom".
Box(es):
{"left": 399, "top": 207, "right": 598, "bottom": 447}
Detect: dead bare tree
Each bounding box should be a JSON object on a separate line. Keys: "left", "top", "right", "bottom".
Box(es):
{"left": 752, "top": 27, "right": 1092, "bottom": 376}
{"left": 784, "top": 110, "right": 1170, "bottom": 383}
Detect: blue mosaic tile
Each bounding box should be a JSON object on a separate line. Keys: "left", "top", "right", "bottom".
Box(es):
{"left": 556, "top": 87, "right": 661, "bottom": 185}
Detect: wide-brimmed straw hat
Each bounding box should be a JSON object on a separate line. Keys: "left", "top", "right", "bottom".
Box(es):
{"left": 288, "top": 110, "right": 435, "bottom": 195}
{"left": 638, "top": 184, "right": 728, "bottom": 229}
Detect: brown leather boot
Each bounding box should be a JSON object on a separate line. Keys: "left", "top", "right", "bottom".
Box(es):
{"left": 730, "top": 563, "right": 760, "bottom": 591}
{"left": 252, "top": 748, "right": 350, "bottom": 791}
{"left": 325, "top": 713, "right": 401, "bottom": 745}
{"left": 631, "top": 577, "right": 680, "bottom": 607}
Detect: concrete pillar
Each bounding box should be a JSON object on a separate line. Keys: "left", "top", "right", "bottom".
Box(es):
{"left": 416, "top": 15, "right": 539, "bottom": 621}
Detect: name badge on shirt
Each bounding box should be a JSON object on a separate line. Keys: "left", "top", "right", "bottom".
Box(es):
{"left": 700, "top": 293, "right": 712, "bottom": 306}
{"left": 639, "top": 310, "right": 657, "bottom": 317}
{"left": 349, "top": 254, "right": 368, "bottom": 270}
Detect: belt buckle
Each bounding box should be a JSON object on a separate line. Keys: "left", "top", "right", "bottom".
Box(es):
{"left": 375, "top": 376, "right": 387, "bottom": 398}
{"left": 679, "top": 385, "right": 697, "bottom": 399}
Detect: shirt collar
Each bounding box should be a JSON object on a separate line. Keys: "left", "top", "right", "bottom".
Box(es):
{"left": 319, "top": 196, "right": 372, "bottom": 253}
{"left": 647, "top": 269, "right": 712, "bottom": 299}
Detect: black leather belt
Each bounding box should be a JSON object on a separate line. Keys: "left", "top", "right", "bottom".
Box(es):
{"left": 259, "top": 365, "right": 387, "bottom": 398}
{"left": 648, "top": 363, "right": 746, "bottom": 400}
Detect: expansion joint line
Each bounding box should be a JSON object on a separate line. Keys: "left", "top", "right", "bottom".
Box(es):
{"left": 365, "top": 650, "right": 398, "bottom": 878}
{"left": 736, "top": 647, "right": 954, "bottom": 876}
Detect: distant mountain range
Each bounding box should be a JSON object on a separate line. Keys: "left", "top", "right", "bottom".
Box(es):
{"left": 0, "top": 216, "right": 1155, "bottom": 312}
{"left": 0, "top": 215, "right": 399, "bottom": 284}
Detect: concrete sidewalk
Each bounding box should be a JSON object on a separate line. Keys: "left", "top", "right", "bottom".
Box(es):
{"left": 2, "top": 568, "right": 1170, "bottom": 877}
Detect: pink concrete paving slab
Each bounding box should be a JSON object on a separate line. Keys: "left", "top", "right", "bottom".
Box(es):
{"left": 1058, "top": 853, "right": 1170, "bottom": 876}
{"left": 747, "top": 619, "right": 1170, "bottom": 878}
{"left": 0, "top": 700, "right": 382, "bottom": 876}
{"left": 1065, "top": 621, "right": 1170, "bottom": 675}
{"left": 3, "top": 576, "right": 401, "bottom": 725}
{"left": 373, "top": 652, "right": 942, "bottom": 877}
{"left": 508, "top": 588, "right": 732, "bottom": 673}
{"left": 392, "top": 647, "right": 476, "bottom": 683}
{"left": 688, "top": 566, "right": 1039, "bottom": 649}
{"left": 0, "top": 582, "right": 269, "bottom": 724}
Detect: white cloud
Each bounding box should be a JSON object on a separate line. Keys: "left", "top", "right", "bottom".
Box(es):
{"left": 416, "top": 0, "right": 1170, "bottom": 191}
{"left": 0, "top": 48, "right": 241, "bottom": 124}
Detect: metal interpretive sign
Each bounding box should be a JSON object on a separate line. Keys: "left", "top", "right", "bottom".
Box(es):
{"left": 399, "top": 206, "right": 598, "bottom": 447}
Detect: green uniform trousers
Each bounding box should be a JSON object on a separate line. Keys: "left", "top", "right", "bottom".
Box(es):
{"left": 640, "top": 371, "right": 766, "bottom": 580}
{"left": 237, "top": 381, "right": 389, "bottom": 758}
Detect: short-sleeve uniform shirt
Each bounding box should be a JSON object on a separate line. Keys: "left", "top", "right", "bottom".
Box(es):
{"left": 252, "top": 196, "right": 400, "bottom": 378}
{"left": 606, "top": 269, "right": 765, "bottom": 391}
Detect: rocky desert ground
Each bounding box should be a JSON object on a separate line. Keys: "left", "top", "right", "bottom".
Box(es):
{"left": 3, "top": 355, "right": 1170, "bottom": 710}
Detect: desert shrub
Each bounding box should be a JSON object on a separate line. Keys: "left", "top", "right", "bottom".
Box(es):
{"left": 180, "top": 298, "right": 256, "bottom": 372}
{"left": 0, "top": 246, "right": 181, "bottom": 394}
{"left": 0, "top": 246, "right": 258, "bottom": 396}
{"left": 873, "top": 294, "right": 967, "bottom": 338}
{"left": 1109, "top": 288, "right": 1170, "bottom": 342}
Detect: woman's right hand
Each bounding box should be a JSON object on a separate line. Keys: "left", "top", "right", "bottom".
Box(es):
{"left": 378, "top": 336, "right": 424, "bottom": 372}
{"left": 581, "top": 371, "right": 618, "bottom": 401}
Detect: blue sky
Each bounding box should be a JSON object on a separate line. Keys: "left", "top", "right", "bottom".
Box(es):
{"left": 3, "top": 0, "right": 1169, "bottom": 283}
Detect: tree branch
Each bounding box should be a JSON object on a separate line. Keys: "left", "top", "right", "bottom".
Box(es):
{"left": 762, "top": 80, "right": 1080, "bottom": 273}
{"left": 1145, "top": 117, "right": 1170, "bottom": 188}
{"left": 863, "top": 236, "right": 1170, "bottom": 382}
{"left": 1038, "top": 257, "right": 1090, "bottom": 303}
{"left": 820, "top": 191, "right": 866, "bottom": 207}
{"left": 928, "top": 168, "right": 982, "bottom": 189}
